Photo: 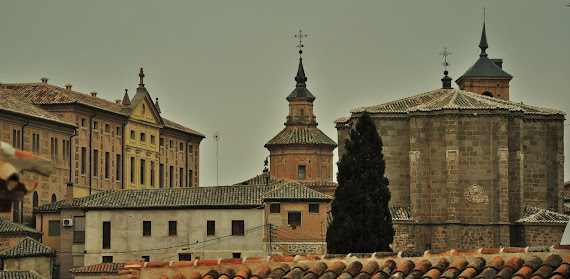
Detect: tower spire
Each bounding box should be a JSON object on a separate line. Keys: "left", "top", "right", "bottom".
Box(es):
{"left": 294, "top": 30, "right": 308, "bottom": 88}
{"left": 479, "top": 10, "right": 488, "bottom": 57}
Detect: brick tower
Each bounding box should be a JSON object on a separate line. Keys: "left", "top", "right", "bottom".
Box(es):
{"left": 456, "top": 21, "right": 513, "bottom": 100}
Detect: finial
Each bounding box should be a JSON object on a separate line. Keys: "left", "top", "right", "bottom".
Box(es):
{"left": 439, "top": 46, "right": 452, "bottom": 70}
{"left": 479, "top": 10, "right": 488, "bottom": 57}
{"left": 138, "top": 68, "right": 145, "bottom": 88}
{"left": 122, "top": 89, "right": 131, "bottom": 106}
{"left": 295, "top": 30, "right": 307, "bottom": 59}
{"left": 155, "top": 97, "right": 161, "bottom": 113}
{"left": 441, "top": 70, "right": 452, "bottom": 89}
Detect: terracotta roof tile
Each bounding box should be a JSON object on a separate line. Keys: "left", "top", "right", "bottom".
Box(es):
{"left": 0, "top": 89, "right": 73, "bottom": 126}
{"left": 163, "top": 118, "right": 205, "bottom": 138}
{"left": 262, "top": 181, "right": 333, "bottom": 202}
{"left": 0, "top": 236, "right": 55, "bottom": 258}
{"left": 70, "top": 263, "right": 125, "bottom": 274}
{"left": 265, "top": 126, "right": 337, "bottom": 147}
{"left": 235, "top": 267, "right": 252, "bottom": 279}
{"left": 496, "top": 257, "right": 524, "bottom": 279}
{"left": 0, "top": 218, "right": 42, "bottom": 237}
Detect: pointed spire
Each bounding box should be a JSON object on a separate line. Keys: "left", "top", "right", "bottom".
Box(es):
{"left": 155, "top": 98, "right": 161, "bottom": 113}
{"left": 295, "top": 59, "right": 307, "bottom": 88}
{"left": 479, "top": 22, "right": 488, "bottom": 57}
{"left": 138, "top": 68, "right": 145, "bottom": 88}
{"left": 122, "top": 89, "right": 131, "bottom": 106}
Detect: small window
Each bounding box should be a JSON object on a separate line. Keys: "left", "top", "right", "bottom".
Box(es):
{"left": 105, "top": 124, "right": 110, "bottom": 134}
{"left": 142, "top": 256, "right": 150, "bottom": 262}
{"left": 48, "top": 220, "right": 61, "bottom": 236}
{"left": 81, "top": 118, "right": 86, "bottom": 128}
{"left": 159, "top": 138, "right": 164, "bottom": 148}
{"left": 233, "top": 253, "right": 241, "bottom": 259}
{"left": 188, "top": 145, "right": 193, "bottom": 155}
{"left": 116, "top": 127, "right": 121, "bottom": 137}
{"left": 270, "top": 203, "right": 281, "bottom": 214}
{"left": 309, "top": 204, "right": 319, "bottom": 214}
{"left": 207, "top": 220, "right": 215, "bottom": 236}
{"left": 298, "top": 165, "right": 306, "bottom": 180}
{"left": 93, "top": 121, "right": 99, "bottom": 131}
{"left": 130, "top": 130, "right": 135, "bottom": 139}
{"left": 102, "top": 221, "right": 111, "bottom": 249}
{"left": 151, "top": 135, "right": 155, "bottom": 144}
{"left": 287, "top": 212, "right": 301, "bottom": 228}
{"left": 74, "top": 216, "right": 86, "bottom": 243}
{"left": 179, "top": 143, "right": 184, "bottom": 152}
{"left": 102, "top": 256, "right": 113, "bottom": 263}
{"left": 140, "top": 133, "right": 146, "bottom": 142}
{"left": 231, "top": 220, "right": 244, "bottom": 236}
{"left": 143, "top": 221, "right": 151, "bottom": 236}
{"left": 179, "top": 254, "right": 192, "bottom": 261}
{"left": 169, "top": 221, "right": 177, "bottom": 236}
{"left": 169, "top": 140, "right": 174, "bottom": 149}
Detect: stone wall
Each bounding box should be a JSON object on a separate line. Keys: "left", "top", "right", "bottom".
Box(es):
{"left": 521, "top": 224, "right": 566, "bottom": 247}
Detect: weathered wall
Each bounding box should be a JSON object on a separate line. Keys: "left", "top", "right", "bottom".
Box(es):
{"left": 268, "top": 145, "right": 334, "bottom": 182}
{"left": 521, "top": 224, "right": 565, "bottom": 247}
{"left": 3, "top": 256, "right": 52, "bottom": 278}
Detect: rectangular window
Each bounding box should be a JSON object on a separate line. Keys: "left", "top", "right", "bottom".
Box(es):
{"left": 309, "top": 204, "right": 319, "bottom": 214}
{"left": 179, "top": 143, "right": 184, "bottom": 152}
{"left": 231, "top": 220, "right": 244, "bottom": 236}
{"left": 143, "top": 221, "right": 151, "bottom": 236}
{"left": 130, "top": 130, "right": 135, "bottom": 139}
{"left": 159, "top": 138, "right": 164, "bottom": 148}
{"left": 179, "top": 254, "right": 192, "bottom": 261}
{"left": 105, "top": 124, "right": 110, "bottom": 134}
{"left": 102, "top": 222, "right": 111, "bottom": 249}
{"left": 81, "top": 147, "right": 86, "bottom": 175}
{"left": 142, "top": 256, "right": 150, "bottom": 262}
{"left": 130, "top": 157, "right": 135, "bottom": 183}
{"left": 288, "top": 212, "right": 302, "bottom": 228}
{"left": 169, "top": 221, "right": 177, "bottom": 236}
{"left": 270, "top": 203, "right": 281, "bottom": 214}
{"left": 32, "top": 133, "right": 40, "bottom": 154}
{"left": 73, "top": 216, "right": 85, "bottom": 243}
{"left": 12, "top": 130, "right": 21, "bottom": 149}
{"left": 233, "top": 253, "right": 241, "bottom": 259}
{"left": 81, "top": 118, "right": 86, "bottom": 128}
{"left": 207, "top": 220, "right": 215, "bottom": 236}
{"left": 188, "top": 145, "right": 193, "bottom": 155}
{"left": 116, "top": 127, "right": 121, "bottom": 138}
{"left": 140, "top": 159, "right": 146, "bottom": 185}
{"left": 151, "top": 135, "right": 155, "bottom": 144}
{"left": 150, "top": 161, "right": 155, "bottom": 187}
{"left": 169, "top": 166, "right": 174, "bottom": 187}
{"left": 169, "top": 140, "right": 173, "bottom": 149}
{"left": 140, "top": 132, "right": 146, "bottom": 142}
{"left": 48, "top": 220, "right": 60, "bottom": 236}
{"left": 50, "top": 137, "right": 55, "bottom": 158}
{"left": 102, "top": 256, "right": 113, "bottom": 263}
{"left": 93, "top": 150, "right": 99, "bottom": 177}
{"left": 159, "top": 163, "right": 164, "bottom": 188}
{"left": 62, "top": 139, "right": 70, "bottom": 160}
{"left": 105, "top": 152, "right": 110, "bottom": 179}
{"left": 179, "top": 167, "right": 184, "bottom": 187}
{"left": 116, "top": 154, "right": 122, "bottom": 181}
{"left": 188, "top": 170, "right": 193, "bottom": 187}
{"left": 298, "top": 165, "right": 306, "bottom": 180}
{"left": 93, "top": 121, "right": 99, "bottom": 131}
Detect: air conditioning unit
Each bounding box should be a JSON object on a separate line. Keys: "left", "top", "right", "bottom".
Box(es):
{"left": 63, "top": 218, "right": 73, "bottom": 227}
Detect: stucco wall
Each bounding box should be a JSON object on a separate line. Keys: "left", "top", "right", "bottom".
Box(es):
{"left": 84, "top": 208, "right": 265, "bottom": 265}
{"left": 3, "top": 256, "right": 52, "bottom": 278}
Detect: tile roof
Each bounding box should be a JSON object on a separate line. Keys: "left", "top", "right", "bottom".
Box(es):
{"left": 70, "top": 263, "right": 125, "bottom": 274}
{"left": 460, "top": 56, "right": 513, "bottom": 78}
{"left": 390, "top": 206, "right": 413, "bottom": 222}
{"left": 33, "top": 190, "right": 117, "bottom": 213}
{"left": 120, "top": 247, "right": 570, "bottom": 279}
{"left": 233, "top": 172, "right": 284, "bottom": 186}
{"left": 516, "top": 204, "right": 570, "bottom": 224}
{"left": 564, "top": 192, "right": 570, "bottom": 202}
{"left": 262, "top": 181, "right": 333, "bottom": 202}
{"left": 0, "top": 237, "right": 56, "bottom": 258}
{"left": 0, "top": 218, "right": 42, "bottom": 237}
{"left": 3, "top": 83, "right": 126, "bottom": 115}
{"left": 265, "top": 126, "right": 337, "bottom": 147}
{"left": 0, "top": 89, "right": 74, "bottom": 126}
{"left": 0, "top": 271, "right": 46, "bottom": 279}
{"left": 335, "top": 89, "right": 565, "bottom": 123}
{"left": 163, "top": 118, "right": 205, "bottom": 138}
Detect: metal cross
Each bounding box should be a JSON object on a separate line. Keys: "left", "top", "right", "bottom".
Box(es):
{"left": 295, "top": 30, "right": 308, "bottom": 56}
{"left": 439, "top": 47, "right": 452, "bottom": 70}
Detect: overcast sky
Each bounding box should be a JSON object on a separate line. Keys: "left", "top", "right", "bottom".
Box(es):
{"left": 1, "top": 1, "right": 568, "bottom": 186}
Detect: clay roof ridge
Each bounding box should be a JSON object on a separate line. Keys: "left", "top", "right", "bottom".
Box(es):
{"left": 516, "top": 204, "right": 570, "bottom": 224}
{"left": 0, "top": 218, "right": 43, "bottom": 236}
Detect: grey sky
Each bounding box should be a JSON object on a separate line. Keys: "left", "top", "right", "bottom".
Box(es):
{"left": 1, "top": 1, "right": 568, "bottom": 186}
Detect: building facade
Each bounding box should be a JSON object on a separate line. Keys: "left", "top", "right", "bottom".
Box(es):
{"left": 335, "top": 23, "right": 566, "bottom": 251}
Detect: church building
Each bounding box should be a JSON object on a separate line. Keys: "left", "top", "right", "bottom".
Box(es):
{"left": 335, "top": 22, "right": 566, "bottom": 250}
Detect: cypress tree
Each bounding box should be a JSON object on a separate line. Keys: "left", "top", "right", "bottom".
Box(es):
{"left": 327, "top": 112, "right": 394, "bottom": 253}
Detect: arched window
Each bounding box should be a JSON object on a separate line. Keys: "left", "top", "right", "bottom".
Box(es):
{"left": 51, "top": 193, "right": 57, "bottom": 202}
{"left": 482, "top": 91, "right": 493, "bottom": 97}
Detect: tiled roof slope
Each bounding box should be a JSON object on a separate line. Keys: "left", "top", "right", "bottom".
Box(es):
{"left": 390, "top": 206, "right": 412, "bottom": 222}
{"left": 3, "top": 83, "right": 125, "bottom": 115}
{"left": 0, "top": 237, "right": 56, "bottom": 258}
{"left": 460, "top": 56, "right": 512, "bottom": 78}
{"left": 82, "top": 186, "right": 276, "bottom": 209}
{"left": 0, "top": 271, "right": 46, "bottom": 279}
{"left": 119, "top": 247, "right": 570, "bottom": 279}
{"left": 335, "top": 89, "right": 564, "bottom": 123}
{"left": 233, "top": 172, "right": 284, "bottom": 186}
{"left": 71, "top": 263, "right": 125, "bottom": 274}
{"left": 0, "top": 89, "right": 74, "bottom": 126}
{"left": 516, "top": 204, "right": 570, "bottom": 224}
{"left": 163, "top": 118, "right": 205, "bottom": 138}
{"left": 262, "top": 181, "right": 332, "bottom": 201}
{"left": 33, "top": 190, "right": 117, "bottom": 213}
{"left": 0, "top": 218, "right": 42, "bottom": 237}
{"left": 265, "top": 126, "right": 337, "bottom": 147}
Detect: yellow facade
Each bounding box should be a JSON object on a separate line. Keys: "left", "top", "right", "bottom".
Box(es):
{"left": 124, "top": 97, "right": 163, "bottom": 189}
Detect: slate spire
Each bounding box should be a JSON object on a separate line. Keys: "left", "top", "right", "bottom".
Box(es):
{"left": 479, "top": 22, "right": 488, "bottom": 57}
{"left": 295, "top": 58, "right": 307, "bottom": 88}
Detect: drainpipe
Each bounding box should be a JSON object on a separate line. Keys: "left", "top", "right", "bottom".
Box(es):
{"left": 121, "top": 120, "right": 127, "bottom": 189}
{"left": 186, "top": 139, "right": 190, "bottom": 187}
{"left": 88, "top": 113, "right": 96, "bottom": 195}
{"left": 68, "top": 128, "right": 77, "bottom": 185}
{"left": 20, "top": 118, "right": 29, "bottom": 223}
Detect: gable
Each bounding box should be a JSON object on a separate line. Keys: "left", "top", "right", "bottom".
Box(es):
{"left": 130, "top": 94, "right": 162, "bottom": 125}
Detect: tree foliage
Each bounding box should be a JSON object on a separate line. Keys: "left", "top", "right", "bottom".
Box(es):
{"left": 327, "top": 112, "right": 394, "bottom": 253}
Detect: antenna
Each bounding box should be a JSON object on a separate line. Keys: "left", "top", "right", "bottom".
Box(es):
{"left": 213, "top": 131, "right": 220, "bottom": 186}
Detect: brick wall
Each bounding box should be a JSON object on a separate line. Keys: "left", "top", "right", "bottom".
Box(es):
{"left": 521, "top": 224, "right": 565, "bottom": 247}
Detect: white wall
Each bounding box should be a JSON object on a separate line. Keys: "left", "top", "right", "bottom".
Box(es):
{"left": 84, "top": 208, "right": 265, "bottom": 265}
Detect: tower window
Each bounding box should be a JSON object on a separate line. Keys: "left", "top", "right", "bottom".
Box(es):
{"left": 298, "top": 165, "right": 306, "bottom": 180}
{"left": 482, "top": 91, "right": 493, "bottom": 97}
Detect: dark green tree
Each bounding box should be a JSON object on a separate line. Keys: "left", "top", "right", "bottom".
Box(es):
{"left": 327, "top": 112, "right": 394, "bottom": 253}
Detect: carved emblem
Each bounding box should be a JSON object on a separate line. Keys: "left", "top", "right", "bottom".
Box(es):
{"left": 465, "top": 184, "right": 489, "bottom": 204}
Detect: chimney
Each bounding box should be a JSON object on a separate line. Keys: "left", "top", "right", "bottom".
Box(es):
{"left": 41, "top": 77, "right": 48, "bottom": 84}
{"left": 491, "top": 59, "right": 503, "bottom": 69}
{"left": 66, "top": 182, "right": 74, "bottom": 202}
{"left": 65, "top": 84, "right": 72, "bottom": 89}
{"left": 115, "top": 99, "right": 121, "bottom": 104}
{"left": 90, "top": 91, "right": 97, "bottom": 97}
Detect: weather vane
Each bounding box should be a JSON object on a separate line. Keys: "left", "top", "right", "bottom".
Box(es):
{"left": 295, "top": 30, "right": 307, "bottom": 58}
{"left": 439, "top": 46, "right": 452, "bottom": 70}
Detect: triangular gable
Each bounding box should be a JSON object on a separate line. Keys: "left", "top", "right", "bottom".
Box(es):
{"left": 128, "top": 91, "right": 163, "bottom": 126}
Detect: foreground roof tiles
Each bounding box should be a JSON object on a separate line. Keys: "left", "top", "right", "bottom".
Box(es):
{"left": 119, "top": 247, "right": 570, "bottom": 279}
{"left": 265, "top": 126, "right": 337, "bottom": 147}
{"left": 0, "top": 218, "right": 42, "bottom": 237}
{"left": 0, "top": 271, "right": 46, "bottom": 279}
{"left": 335, "top": 89, "right": 564, "bottom": 123}
{"left": 0, "top": 237, "right": 56, "bottom": 258}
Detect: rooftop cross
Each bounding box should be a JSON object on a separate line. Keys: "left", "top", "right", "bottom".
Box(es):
{"left": 295, "top": 30, "right": 308, "bottom": 58}
{"left": 439, "top": 47, "right": 452, "bottom": 70}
